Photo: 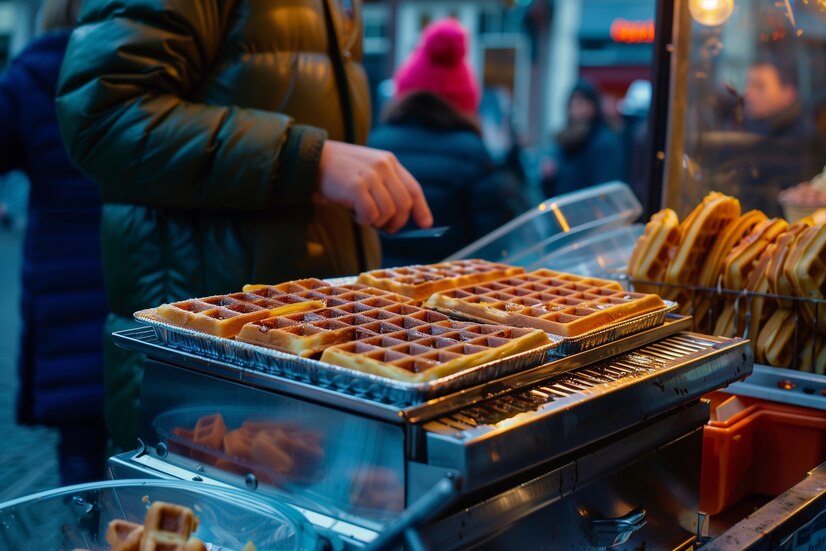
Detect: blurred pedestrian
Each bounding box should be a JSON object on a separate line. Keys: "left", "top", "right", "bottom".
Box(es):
{"left": 541, "top": 81, "right": 623, "bottom": 198}
{"left": 368, "top": 19, "right": 529, "bottom": 265}
{"left": 0, "top": 0, "right": 107, "bottom": 484}
{"left": 56, "top": 0, "right": 432, "bottom": 453}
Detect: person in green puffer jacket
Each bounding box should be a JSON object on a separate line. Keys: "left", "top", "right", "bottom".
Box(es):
{"left": 56, "top": 0, "right": 433, "bottom": 454}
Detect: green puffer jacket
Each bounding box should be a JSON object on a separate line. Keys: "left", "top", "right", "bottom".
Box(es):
{"left": 56, "top": 0, "right": 380, "bottom": 452}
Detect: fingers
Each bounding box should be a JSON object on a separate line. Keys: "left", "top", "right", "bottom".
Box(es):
{"left": 366, "top": 170, "right": 398, "bottom": 229}
{"left": 351, "top": 176, "right": 380, "bottom": 227}
{"left": 379, "top": 164, "right": 414, "bottom": 233}
{"left": 394, "top": 162, "right": 433, "bottom": 229}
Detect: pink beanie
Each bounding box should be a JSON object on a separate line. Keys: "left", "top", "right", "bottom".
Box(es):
{"left": 394, "top": 19, "right": 481, "bottom": 114}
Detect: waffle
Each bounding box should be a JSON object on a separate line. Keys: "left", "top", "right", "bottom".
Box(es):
{"left": 785, "top": 225, "right": 826, "bottom": 332}
{"left": 106, "top": 520, "right": 144, "bottom": 551}
{"left": 798, "top": 335, "right": 826, "bottom": 374}
{"left": 743, "top": 247, "right": 777, "bottom": 362}
{"left": 756, "top": 309, "right": 801, "bottom": 369}
{"left": 151, "top": 297, "right": 325, "bottom": 339}
{"left": 698, "top": 210, "right": 768, "bottom": 288}
{"left": 424, "top": 269, "right": 665, "bottom": 338}
{"left": 767, "top": 221, "right": 812, "bottom": 307}
{"left": 664, "top": 192, "right": 740, "bottom": 306}
{"left": 628, "top": 208, "right": 679, "bottom": 294}
{"left": 357, "top": 259, "right": 525, "bottom": 301}
{"left": 320, "top": 321, "right": 549, "bottom": 382}
{"left": 146, "top": 277, "right": 412, "bottom": 338}
{"left": 237, "top": 301, "right": 434, "bottom": 357}
{"left": 721, "top": 218, "right": 788, "bottom": 290}
{"left": 141, "top": 501, "right": 202, "bottom": 551}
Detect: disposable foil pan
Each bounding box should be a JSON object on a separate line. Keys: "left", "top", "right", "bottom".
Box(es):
{"left": 429, "top": 300, "right": 678, "bottom": 357}
{"left": 547, "top": 300, "right": 679, "bottom": 356}
{"left": 132, "top": 313, "right": 558, "bottom": 407}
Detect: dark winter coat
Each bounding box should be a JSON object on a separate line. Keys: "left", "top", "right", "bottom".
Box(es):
{"left": 542, "top": 123, "right": 624, "bottom": 198}
{"left": 56, "top": 0, "right": 377, "bottom": 451}
{"left": 0, "top": 30, "right": 106, "bottom": 427}
{"left": 368, "top": 93, "right": 529, "bottom": 266}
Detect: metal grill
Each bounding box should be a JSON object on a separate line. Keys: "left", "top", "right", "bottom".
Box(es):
{"left": 429, "top": 334, "right": 717, "bottom": 432}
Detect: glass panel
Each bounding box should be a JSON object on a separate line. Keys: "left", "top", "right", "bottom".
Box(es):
{"left": 667, "top": 0, "right": 826, "bottom": 219}
{"left": 139, "top": 361, "right": 406, "bottom": 527}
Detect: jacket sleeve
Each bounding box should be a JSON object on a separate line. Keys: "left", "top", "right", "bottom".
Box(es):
{"left": 56, "top": 0, "right": 326, "bottom": 211}
{"left": 0, "top": 66, "right": 24, "bottom": 175}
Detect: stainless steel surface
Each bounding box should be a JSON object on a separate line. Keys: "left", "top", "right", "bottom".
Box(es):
{"left": 724, "top": 364, "right": 826, "bottom": 411}
{"left": 422, "top": 401, "right": 708, "bottom": 550}
{"left": 123, "top": 316, "right": 557, "bottom": 407}
{"left": 116, "top": 315, "right": 692, "bottom": 426}
{"left": 703, "top": 462, "right": 826, "bottom": 550}
{"left": 424, "top": 333, "right": 750, "bottom": 491}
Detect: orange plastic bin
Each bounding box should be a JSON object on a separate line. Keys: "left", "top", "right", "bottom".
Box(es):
{"left": 700, "top": 392, "right": 826, "bottom": 515}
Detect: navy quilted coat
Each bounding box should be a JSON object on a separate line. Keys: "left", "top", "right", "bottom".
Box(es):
{"left": 0, "top": 30, "right": 106, "bottom": 426}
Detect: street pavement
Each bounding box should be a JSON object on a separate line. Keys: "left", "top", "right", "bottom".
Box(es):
{"left": 0, "top": 174, "right": 59, "bottom": 502}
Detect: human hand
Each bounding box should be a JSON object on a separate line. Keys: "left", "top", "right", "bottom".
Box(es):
{"left": 317, "top": 141, "right": 433, "bottom": 233}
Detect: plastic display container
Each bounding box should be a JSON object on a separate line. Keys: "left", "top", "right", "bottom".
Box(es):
{"left": 446, "top": 181, "right": 642, "bottom": 266}
{"left": 532, "top": 223, "right": 644, "bottom": 277}
{"left": 0, "top": 479, "right": 323, "bottom": 550}
{"left": 700, "top": 392, "right": 826, "bottom": 516}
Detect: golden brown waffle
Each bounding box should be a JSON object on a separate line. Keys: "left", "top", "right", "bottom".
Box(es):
{"left": 721, "top": 218, "right": 788, "bottom": 291}
{"left": 106, "top": 519, "right": 144, "bottom": 551}
{"left": 145, "top": 278, "right": 412, "bottom": 338}
{"left": 743, "top": 247, "right": 777, "bottom": 362}
{"left": 319, "top": 322, "right": 550, "bottom": 382}
{"left": 237, "top": 301, "right": 431, "bottom": 357}
{"left": 767, "top": 221, "right": 812, "bottom": 307}
{"left": 424, "top": 269, "right": 665, "bottom": 337}
{"left": 357, "top": 259, "right": 525, "bottom": 301}
{"left": 140, "top": 501, "right": 202, "bottom": 551}
{"left": 628, "top": 208, "right": 679, "bottom": 294}
{"left": 664, "top": 193, "right": 740, "bottom": 306}
{"left": 756, "top": 309, "right": 802, "bottom": 369}
{"left": 798, "top": 335, "right": 826, "bottom": 374}
{"left": 698, "top": 210, "right": 768, "bottom": 288}
{"left": 785, "top": 225, "right": 826, "bottom": 332}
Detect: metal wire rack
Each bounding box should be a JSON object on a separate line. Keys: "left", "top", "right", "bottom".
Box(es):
{"left": 625, "top": 278, "right": 826, "bottom": 409}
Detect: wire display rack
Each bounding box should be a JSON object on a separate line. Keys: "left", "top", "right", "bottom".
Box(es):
{"left": 627, "top": 279, "right": 826, "bottom": 410}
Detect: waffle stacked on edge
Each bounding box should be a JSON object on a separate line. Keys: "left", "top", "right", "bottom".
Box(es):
{"left": 630, "top": 193, "right": 826, "bottom": 374}
{"left": 424, "top": 269, "right": 665, "bottom": 337}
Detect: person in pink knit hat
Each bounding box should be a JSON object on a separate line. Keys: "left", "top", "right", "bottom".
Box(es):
{"left": 394, "top": 18, "right": 481, "bottom": 115}
{"left": 368, "top": 18, "right": 529, "bottom": 267}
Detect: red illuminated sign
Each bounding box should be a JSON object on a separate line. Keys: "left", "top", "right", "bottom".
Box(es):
{"left": 610, "top": 18, "right": 655, "bottom": 43}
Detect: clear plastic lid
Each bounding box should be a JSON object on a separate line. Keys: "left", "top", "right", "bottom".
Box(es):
{"left": 446, "top": 181, "right": 642, "bottom": 266}
{"left": 529, "top": 224, "right": 645, "bottom": 280}
{"left": 0, "top": 478, "right": 320, "bottom": 550}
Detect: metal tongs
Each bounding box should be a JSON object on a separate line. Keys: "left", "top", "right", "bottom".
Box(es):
{"left": 379, "top": 226, "right": 450, "bottom": 239}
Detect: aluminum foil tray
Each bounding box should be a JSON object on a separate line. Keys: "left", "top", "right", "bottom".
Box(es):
{"left": 134, "top": 315, "right": 557, "bottom": 407}
{"left": 546, "top": 300, "right": 679, "bottom": 356}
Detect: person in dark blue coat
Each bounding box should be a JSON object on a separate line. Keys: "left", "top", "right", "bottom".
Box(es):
{"left": 541, "top": 81, "right": 623, "bottom": 198}
{"left": 0, "top": 0, "right": 107, "bottom": 484}
{"left": 368, "top": 19, "right": 529, "bottom": 266}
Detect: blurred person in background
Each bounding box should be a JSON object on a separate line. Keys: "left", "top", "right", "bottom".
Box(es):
{"left": 0, "top": 0, "right": 107, "bottom": 484}
{"left": 368, "top": 19, "right": 529, "bottom": 266}
{"left": 56, "top": 0, "right": 432, "bottom": 453}
{"left": 740, "top": 56, "right": 823, "bottom": 215}
{"left": 541, "top": 81, "right": 623, "bottom": 198}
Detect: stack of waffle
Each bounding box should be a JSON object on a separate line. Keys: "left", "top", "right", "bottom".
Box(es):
{"left": 629, "top": 192, "right": 826, "bottom": 373}
{"left": 138, "top": 259, "right": 666, "bottom": 383}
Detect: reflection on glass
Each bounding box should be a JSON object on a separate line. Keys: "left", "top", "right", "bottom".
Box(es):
{"left": 675, "top": 0, "right": 826, "bottom": 219}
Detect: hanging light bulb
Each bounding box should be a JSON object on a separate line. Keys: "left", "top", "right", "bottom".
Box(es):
{"left": 689, "top": 0, "right": 735, "bottom": 26}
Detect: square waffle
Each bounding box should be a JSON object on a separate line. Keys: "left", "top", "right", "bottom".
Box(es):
{"left": 237, "top": 300, "right": 431, "bottom": 356}
{"left": 357, "top": 259, "right": 525, "bottom": 301}
{"left": 144, "top": 279, "right": 411, "bottom": 338}
{"left": 319, "top": 321, "right": 550, "bottom": 382}
{"left": 424, "top": 269, "right": 666, "bottom": 338}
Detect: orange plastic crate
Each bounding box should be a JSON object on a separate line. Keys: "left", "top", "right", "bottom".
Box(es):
{"left": 700, "top": 392, "right": 826, "bottom": 515}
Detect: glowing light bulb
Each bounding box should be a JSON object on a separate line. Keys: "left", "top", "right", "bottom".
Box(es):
{"left": 689, "top": 0, "right": 734, "bottom": 26}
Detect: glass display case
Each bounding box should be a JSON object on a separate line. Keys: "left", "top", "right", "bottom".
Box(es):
{"left": 661, "top": 0, "right": 826, "bottom": 219}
